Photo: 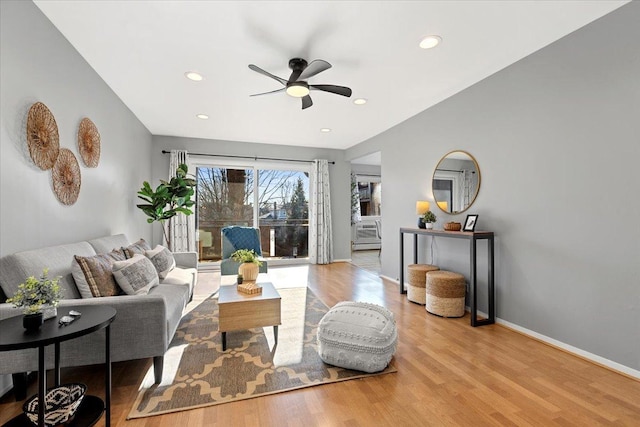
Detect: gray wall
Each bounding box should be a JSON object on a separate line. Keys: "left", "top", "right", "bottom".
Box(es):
{"left": 0, "top": 0, "right": 153, "bottom": 393}
{"left": 0, "top": 0, "right": 153, "bottom": 255}
{"left": 150, "top": 136, "right": 352, "bottom": 261}
{"left": 347, "top": 3, "right": 640, "bottom": 371}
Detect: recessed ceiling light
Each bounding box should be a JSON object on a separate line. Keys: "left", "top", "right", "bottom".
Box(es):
{"left": 185, "top": 71, "right": 203, "bottom": 81}
{"left": 320, "top": 128, "right": 331, "bottom": 133}
{"left": 196, "top": 114, "right": 209, "bottom": 120}
{"left": 353, "top": 98, "right": 367, "bottom": 105}
{"left": 419, "top": 35, "right": 442, "bottom": 49}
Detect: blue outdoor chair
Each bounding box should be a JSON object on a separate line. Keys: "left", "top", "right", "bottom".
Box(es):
{"left": 220, "top": 226, "right": 268, "bottom": 276}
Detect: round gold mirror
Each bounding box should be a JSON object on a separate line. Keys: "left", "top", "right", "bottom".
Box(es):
{"left": 432, "top": 150, "right": 481, "bottom": 214}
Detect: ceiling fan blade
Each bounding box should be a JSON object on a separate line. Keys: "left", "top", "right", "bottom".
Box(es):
{"left": 298, "top": 59, "right": 332, "bottom": 80}
{"left": 289, "top": 69, "right": 303, "bottom": 83}
{"left": 301, "top": 95, "right": 313, "bottom": 110}
{"left": 250, "top": 88, "right": 286, "bottom": 97}
{"left": 309, "top": 84, "right": 352, "bottom": 97}
{"left": 248, "top": 64, "right": 287, "bottom": 85}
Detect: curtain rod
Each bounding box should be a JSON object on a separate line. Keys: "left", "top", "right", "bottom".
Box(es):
{"left": 162, "top": 150, "right": 335, "bottom": 165}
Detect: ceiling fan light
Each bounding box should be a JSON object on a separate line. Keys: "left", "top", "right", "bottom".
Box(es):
{"left": 185, "top": 71, "right": 203, "bottom": 81}
{"left": 286, "top": 83, "right": 310, "bottom": 98}
{"left": 419, "top": 35, "right": 442, "bottom": 49}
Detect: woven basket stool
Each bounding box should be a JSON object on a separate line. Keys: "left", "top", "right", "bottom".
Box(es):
{"left": 407, "top": 264, "right": 439, "bottom": 304}
{"left": 425, "top": 271, "right": 466, "bottom": 317}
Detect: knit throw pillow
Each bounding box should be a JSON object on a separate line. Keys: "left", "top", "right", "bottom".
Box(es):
{"left": 112, "top": 254, "right": 159, "bottom": 295}
{"left": 145, "top": 245, "right": 176, "bottom": 279}
{"left": 72, "top": 249, "right": 126, "bottom": 298}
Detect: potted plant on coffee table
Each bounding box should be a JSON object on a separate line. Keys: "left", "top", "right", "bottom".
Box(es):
{"left": 230, "top": 249, "right": 263, "bottom": 282}
{"left": 6, "top": 268, "right": 61, "bottom": 331}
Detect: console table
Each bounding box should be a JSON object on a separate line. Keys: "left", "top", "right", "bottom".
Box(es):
{"left": 399, "top": 227, "right": 495, "bottom": 327}
{"left": 0, "top": 305, "right": 116, "bottom": 427}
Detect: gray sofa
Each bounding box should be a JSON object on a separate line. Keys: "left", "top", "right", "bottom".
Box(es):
{"left": 0, "top": 234, "right": 197, "bottom": 397}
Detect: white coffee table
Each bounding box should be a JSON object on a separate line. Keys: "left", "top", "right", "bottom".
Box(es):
{"left": 218, "top": 274, "right": 281, "bottom": 351}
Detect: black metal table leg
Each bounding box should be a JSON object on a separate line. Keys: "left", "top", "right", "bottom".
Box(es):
{"left": 54, "top": 342, "right": 60, "bottom": 386}
{"left": 399, "top": 230, "right": 405, "bottom": 293}
{"left": 470, "top": 236, "right": 478, "bottom": 326}
{"left": 38, "top": 346, "right": 45, "bottom": 427}
{"left": 222, "top": 332, "right": 227, "bottom": 351}
{"left": 105, "top": 324, "right": 111, "bottom": 427}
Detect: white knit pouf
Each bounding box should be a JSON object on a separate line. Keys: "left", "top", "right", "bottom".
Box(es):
{"left": 317, "top": 301, "right": 398, "bottom": 373}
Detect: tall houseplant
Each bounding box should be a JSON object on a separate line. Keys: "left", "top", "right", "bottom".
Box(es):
{"left": 136, "top": 163, "right": 196, "bottom": 248}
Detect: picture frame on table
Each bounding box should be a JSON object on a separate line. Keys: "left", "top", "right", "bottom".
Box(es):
{"left": 463, "top": 214, "right": 478, "bottom": 232}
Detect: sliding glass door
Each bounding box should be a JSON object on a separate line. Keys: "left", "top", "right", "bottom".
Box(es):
{"left": 195, "top": 162, "right": 309, "bottom": 264}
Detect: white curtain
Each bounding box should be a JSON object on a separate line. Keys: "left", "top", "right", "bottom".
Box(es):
{"left": 350, "top": 173, "right": 361, "bottom": 225}
{"left": 167, "top": 150, "right": 196, "bottom": 252}
{"left": 309, "top": 159, "right": 333, "bottom": 264}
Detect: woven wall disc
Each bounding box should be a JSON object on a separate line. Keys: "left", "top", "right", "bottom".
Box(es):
{"left": 77, "top": 117, "right": 100, "bottom": 167}
{"left": 52, "top": 148, "right": 81, "bottom": 205}
{"left": 26, "top": 102, "right": 60, "bottom": 170}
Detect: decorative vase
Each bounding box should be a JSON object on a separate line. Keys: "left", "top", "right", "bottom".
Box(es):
{"left": 417, "top": 218, "right": 426, "bottom": 229}
{"left": 42, "top": 305, "right": 57, "bottom": 321}
{"left": 425, "top": 222, "right": 434, "bottom": 230}
{"left": 23, "top": 312, "right": 44, "bottom": 331}
{"left": 238, "top": 262, "right": 259, "bottom": 281}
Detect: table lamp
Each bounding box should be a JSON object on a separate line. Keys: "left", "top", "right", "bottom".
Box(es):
{"left": 416, "top": 201, "right": 430, "bottom": 229}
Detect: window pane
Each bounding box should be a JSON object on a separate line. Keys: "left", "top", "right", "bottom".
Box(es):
{"left": 196, "top": 167, "right": 254, "bottom": 262}
{"left": 257, "top": 169, "right": 309, "bottom": 259}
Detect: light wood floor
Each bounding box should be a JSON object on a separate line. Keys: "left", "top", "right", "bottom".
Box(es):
{"left": 1, "top": 263, "right": 639, "bottom": 426}
{"left": 350, "top": 249, "right": 381, "bottom": 276}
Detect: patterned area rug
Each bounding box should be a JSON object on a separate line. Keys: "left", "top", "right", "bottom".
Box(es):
{"left": 128, "top": 287, "right": 396, "bottom": 419}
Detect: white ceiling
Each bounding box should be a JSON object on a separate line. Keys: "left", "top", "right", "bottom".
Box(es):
{"left": 34, "top": 1, "right": 626, "bottom": 151}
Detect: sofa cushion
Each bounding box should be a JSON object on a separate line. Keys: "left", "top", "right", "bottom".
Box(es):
{"left": 112, "top": 254, "right": 159, "bottom": 295}
{"left": 145, "top": 245, "right": 175, "bottom": 279}
{"left": 87, "top": 234, "right": 130, "bottom": 255}
{"left": 73, "top": 250, "right": 126, "bottom": 298}
{"left": 0, "top": 242, "right": 96, "bottom": 300}
{"left": 161, "top": 267, "right": 194, "bottom": 287}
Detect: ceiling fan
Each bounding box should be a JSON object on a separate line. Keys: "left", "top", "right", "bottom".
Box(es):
{"left": 248, "top": 58, "right": 352, "bottom": 110}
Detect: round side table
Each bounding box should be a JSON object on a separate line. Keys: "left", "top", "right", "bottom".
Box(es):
{"left": 0, "top": 305, "right": 116, "bottom": 427}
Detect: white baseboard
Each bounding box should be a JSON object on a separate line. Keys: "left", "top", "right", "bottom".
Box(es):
{"left": 380, "top": 274, "right": 399, "bottom": 283}
{"left": 496, "top": 317, "right": 640, "bottom": 380}
{"left": 337, "top": 272, "right": 639, "bottom": 379}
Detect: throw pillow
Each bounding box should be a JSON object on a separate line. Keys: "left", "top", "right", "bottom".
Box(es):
{"left": 72, "top": 249, "right": 126, "bottom": 298}
{"left": 145, "top": 245, "right": 176, "bottom": 279}
{"left": 122, "top": 238, "right": 152, "bottom": 259}
{"left": 112, "top": 254, "right": 159, "bottom": 295}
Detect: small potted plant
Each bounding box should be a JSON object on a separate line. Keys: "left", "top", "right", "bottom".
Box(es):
{"left": 230, "top": 249, "right": 263, "bottom": 282}
{"left": 422, "top": 211, "right": 437, "bottom": 229}
{"left": 6, "top": 268, "right": 61, "bottom": 331}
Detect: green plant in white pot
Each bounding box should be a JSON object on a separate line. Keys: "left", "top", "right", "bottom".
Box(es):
{"left": 231, "top": 249, "right": 263, "bottom": 282}
{"left": 422, "top": 211, "right": 437, "bottom": 229}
